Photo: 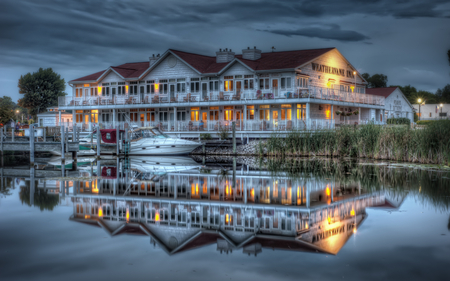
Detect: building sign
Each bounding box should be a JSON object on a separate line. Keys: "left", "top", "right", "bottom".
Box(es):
{"left": 312, "top": 63, "right": 355, "bottom": 78}
{"left": 393, "top": 100, "right": 402, "bottom": 112}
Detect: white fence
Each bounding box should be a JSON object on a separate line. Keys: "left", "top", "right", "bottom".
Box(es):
{"left": 59, "top": 86, "right": 385, "bottom": 108}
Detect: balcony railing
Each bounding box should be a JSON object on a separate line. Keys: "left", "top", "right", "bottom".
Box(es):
{"left": 77, "top": 119, "right": 337, "bottom": 132}
{"left": 59, "top": 87, "right": 385, "bottom": 108}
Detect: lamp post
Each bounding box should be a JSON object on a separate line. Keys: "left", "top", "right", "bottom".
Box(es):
{"left": 418, "top": 98, "right": 422, "bottom": 120}
{"left": 440, "top": 103, "right": 443, "bottom": 119}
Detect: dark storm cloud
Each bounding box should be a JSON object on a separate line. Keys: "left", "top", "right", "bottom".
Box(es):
{"left": 0, "top": 0, "right": 449, "bottom": 100}
{"left": 261, "top": 25, "right": 370, "bottom": 42}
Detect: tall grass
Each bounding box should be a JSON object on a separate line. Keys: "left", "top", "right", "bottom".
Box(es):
{"left": 265, "top": 120, "right": 450, "bottom": 165}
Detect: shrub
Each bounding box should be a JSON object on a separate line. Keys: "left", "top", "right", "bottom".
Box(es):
{"left": 217, "top": 125, "right": 229, "bottom": 140}
{"left": 387, "top": 117, "right": 410, "bottom": 125}
{"left": 200, "top": 133, "right": 212, "bottom": 140}
{"left": 417, "top": 120, "right": 437, "bottom": 125}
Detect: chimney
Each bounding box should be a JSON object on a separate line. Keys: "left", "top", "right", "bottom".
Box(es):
{"left": 149, "top": 54, "right": 158, "bottom": 66}
{"left": 242, "top": 46, "right": 261, "bottom": 60}
{"left": 216, "top": 48, "right": 235, "bottom": 63}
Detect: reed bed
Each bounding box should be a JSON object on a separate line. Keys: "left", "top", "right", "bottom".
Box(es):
{"left": 264, "top": 120, "right": 450, "bottom": 165}
{"left": 262, "top": 157, "right": 450, "bottom": 211}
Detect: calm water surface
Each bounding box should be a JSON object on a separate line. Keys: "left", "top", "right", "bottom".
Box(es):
{"left": 0, "top": 156, "right": 449, "bottom": 281}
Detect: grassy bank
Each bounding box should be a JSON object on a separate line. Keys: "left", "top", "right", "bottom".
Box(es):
{"left": 264, "top": 120, "right": 450, "bottom": 165}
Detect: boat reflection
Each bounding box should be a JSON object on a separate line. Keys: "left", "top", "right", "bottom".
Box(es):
{"left": 65, "top": 156, "right": 405, "bottom": 256}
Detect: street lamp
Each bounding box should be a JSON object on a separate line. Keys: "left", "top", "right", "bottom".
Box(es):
{"left": 440, "top": 103, "right": 443, "bottom": 119}
{"left": 418, "top": 98, "right": 422, "bottom": 120}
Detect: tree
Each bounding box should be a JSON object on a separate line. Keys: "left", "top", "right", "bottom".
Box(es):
{"left": 0, "top": 96, "right": 16, "bottom": 125}
{"left": 436, "top": 84, "right": 450, "bottom": 103}
{"left": 448, "top": 49, "right": 450, "bottom": 67}
{"left": 18, "top": 68, "right": 66, "bottom": 116}
{"left": 361, "top": 73, "right": 388, "bottom": 88}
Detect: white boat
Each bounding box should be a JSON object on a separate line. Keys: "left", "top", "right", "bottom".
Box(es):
{"left": 128, "top": 127, "right": 201, "bottom": 155}
{"left": 79, "top": 127, "right": 201, "bottom": 156}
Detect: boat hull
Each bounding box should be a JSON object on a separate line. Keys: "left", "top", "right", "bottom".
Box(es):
{"left": 128, "top": 144, "right": 199, "bottom": 155}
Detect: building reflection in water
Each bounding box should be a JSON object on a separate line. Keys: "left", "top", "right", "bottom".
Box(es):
{"left": 53, "top": 156, "right": 407, "bottom": 257}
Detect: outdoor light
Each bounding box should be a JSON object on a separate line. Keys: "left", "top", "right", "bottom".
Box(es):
{"left": 440, "top": 104, "right": 443, "bottom": 108}
{"left": 418, "top": 98, "right": 422, "bottom": 103}
{"left": 353, "top": 71, "right": 356, "bottom": 75}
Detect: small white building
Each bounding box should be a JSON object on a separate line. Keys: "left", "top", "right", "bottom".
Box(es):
{"left": 412, "top": 104, "right": 449, "bottom": 120}
{"left": 37, "top": 106, "right": 73, "bottom": 127}
{"left": 366, "top": 87, "right": 414, "bottom": 123}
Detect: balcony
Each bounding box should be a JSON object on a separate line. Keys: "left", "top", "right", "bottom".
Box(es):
{"left": 85, "top": 119, "right": 336, "bottom": 132}
{"left": 59, "top": 86, "right": 385, "bottom": 108}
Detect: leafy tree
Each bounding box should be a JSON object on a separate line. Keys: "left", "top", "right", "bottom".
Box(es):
{"left": 0, "top": 96, "right": 16, "bottom": 125}
{"left": 448, "top": 49, "right": 450, "bottom": 67}
{"left": 436, "top": 84, "right": 450, "bottom": 103}
{"left": 18, "top": 68, "right": 66, "bottom": 116}
{"left": 361, "top": 73, "right": 388, "bottom": 88}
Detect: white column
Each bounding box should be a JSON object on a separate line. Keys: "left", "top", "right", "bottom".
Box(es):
{"left": 174, "top": 107, "right": 177, "bottom": 131}
{"left": 113, "top": 109, "right": 116, "bottom": 127}
{"left": 72, "top": 110, "right": 76, "bottom": 126}
{"left": 358, "top": 107, "right": 361, "bottom": 124}
{"left": 243, "top": 104, "right": 247, "bottom": 131}
{"left": 58, "top": 111, "right": 62, "bottom": 125}
{"left": 331, "top": 105, "right": 334, "bottom": 120}
{"left": 306, "top": 103, "right": 310, "bottom": 129}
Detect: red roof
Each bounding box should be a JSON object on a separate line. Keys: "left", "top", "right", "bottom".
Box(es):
{"left": 111, "top": 62, "right": 149, "bottom": 78}
{"left": 235, "top": 48, "right": 335, "bottom": 71}
{"left": 366, "top": 87, "right": 398, "bottom": 98}
{"left": 72, "top": 70, "right": 106, "bottom": 82}
{"left": 71, "top": 47, "right": 335, "bottom": 82}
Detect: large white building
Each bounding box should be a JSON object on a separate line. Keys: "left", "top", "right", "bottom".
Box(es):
{"left": 60, "top": 47, "right": 387, "bottom": 137}
{"left": 412, "top": 103, "right": 449, "bottom": 120}
{"left": 366, "top": 87, "right": 414, "bottom": 123}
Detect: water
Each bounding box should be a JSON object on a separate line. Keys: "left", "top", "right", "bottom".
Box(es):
{"left": 1, "top": 156, "right": 449, "bottom": 281}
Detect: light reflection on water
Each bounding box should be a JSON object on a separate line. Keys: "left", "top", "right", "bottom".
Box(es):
{"left": 1, "top": 156, "right": 449, "bottom": 281}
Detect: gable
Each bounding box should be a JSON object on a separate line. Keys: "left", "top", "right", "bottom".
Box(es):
{"left": 143, "top": 54, "right": 200, "bottom": 80}
{"left": 98, "top": 70, "right": 124, "bottom": 84}
{"left": 385, "top": 88, "right": 414, "bottom": 110}
{"left": 221, "top": 61, "right": 254, "bottom": 77}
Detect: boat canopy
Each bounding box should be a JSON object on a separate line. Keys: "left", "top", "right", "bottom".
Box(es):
{"left": 99, "top": 129, "right": 124, "bottom": 143}
{"left": 101, "top": 166, "right": 117, "bottom": 178}
{"left": 131, "top": 127, "right": 169, "bottom": 140}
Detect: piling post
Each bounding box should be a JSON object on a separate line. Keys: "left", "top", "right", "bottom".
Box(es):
{"left": 116, "top": 126, "right": 120, "bottom": 155}
{"left": 61, "top": 125, "right": 65, "bottom": 166}
{"left": 30, "top": 124, "right": 35, "bottom": 167}
{"left": 12, "top": 129, "right": 14, "bottom": 142}
{"left": 65, "top": 127, "right": 69, "bottom": 153}
{"left": 0, "top": 127, "right": 3, "bottom": 157}
{"left": 43, "top": 127, "right": 46, "bottom": 142}
{"left": 232, "top": 156, "right": 236, "bottom": 189}
{"left": 232, "top": 121, "right": 236, "bottom": 155}
{"left": 30, "top": 167, "right": 35, "bottom": 206}
{"left": 96, "top": 127, "right": 101, "bottom": 160}
{"left": 90, "top": 129, "right": 94, "bottom": 149}
{"left": 72, "top": 151, "right": 77, "bottom": 171}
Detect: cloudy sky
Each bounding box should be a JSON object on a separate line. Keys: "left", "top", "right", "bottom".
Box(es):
{"left": 1, "top": 0, "right": 449, "bottom": 102}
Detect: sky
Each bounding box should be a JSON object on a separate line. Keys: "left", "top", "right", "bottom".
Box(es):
{"left": 1, "top": 0, "right": 450, "bottom": 102}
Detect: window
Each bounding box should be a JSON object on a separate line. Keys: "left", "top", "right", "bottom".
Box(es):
{"left": 429, "top": 113, "right": 432, "bottom": 117}
{"left": 190, "top": 81, "right": 200, "bottom": 92}
{"left": 209, "top": 81, "right": 219, "bottom": 91}
{"left": 177, "top": 82, "right": 186, "bottom": 93}
{"left": 296, "top": 76, "right": 308, "bottom": 88}
{"left": 190, "top": 107, "right": 199, "bottom": 121}
{"left": 259, "top": 78, "right": 270, "bottom": 90}
{"left": 244, "top": 78, "right": 254, "bottom": 90}
{"left": 112, "top": 88, "right": 116, "bottom": 95}
{"left": 297, "top": 104, "right": 306, "bottom": 120}
{"left": 224, "top": 79, "right": 233, "bottom": 92}
{"left": 281, "top": 77, "right": 292, "bottom": 89}
{"left": 140, "top": 86, "right": 145, "bottom": 94}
